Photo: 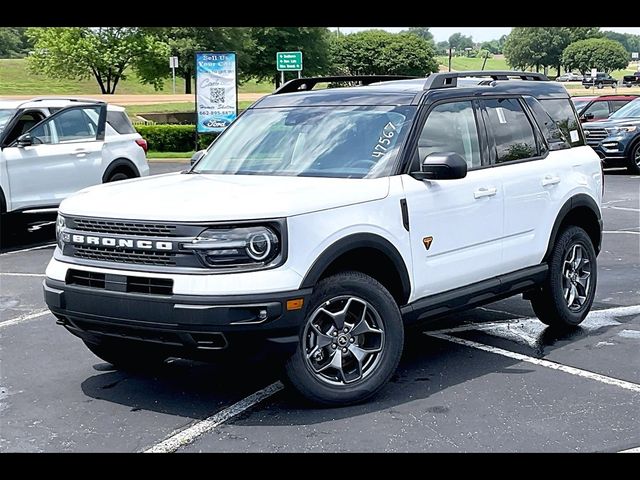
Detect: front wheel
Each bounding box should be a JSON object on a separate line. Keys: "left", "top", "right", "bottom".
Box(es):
{"left": 627, "top": 142, "right": 640, "bottom": 175}
{"left": 596, "top": 82, "right": 604, "bottom": 89}
{"left": 106, "top": 171, "right": 131, "bottom": 182}
{"left": 284, "top": 271, "right": 404, "bottom": 406}
{"left": 530, "top": 226, "right": 597, "bottom": 327}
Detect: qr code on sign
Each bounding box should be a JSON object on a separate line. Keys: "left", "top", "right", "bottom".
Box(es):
{"left": 209, "top": 87, "right": 225, "bottom": 104}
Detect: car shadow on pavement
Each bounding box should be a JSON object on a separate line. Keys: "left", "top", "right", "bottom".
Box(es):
{"left": 77, "top": 309, "right": 627, "bottom": 422}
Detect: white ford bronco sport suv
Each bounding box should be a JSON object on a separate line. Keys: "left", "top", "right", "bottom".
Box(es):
{"left": 0, "top": 98, "right": 148, "bottom": 219}
{"left": 44, "top": 72, "right": 603, "bottom": 406}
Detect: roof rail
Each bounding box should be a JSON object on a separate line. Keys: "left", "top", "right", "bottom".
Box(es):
{"left": 423, "top": 71, "right": 549, "bottom": 90}
{"left": 24, "top": 96, "right": 105, "bottom": 104}
{"left": 273, "top": 75, "right": 418, "bottom": 94}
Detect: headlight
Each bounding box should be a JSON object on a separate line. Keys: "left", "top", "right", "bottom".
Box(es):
{"left": 606, "top": 125, "right": 637, "bottom": 136}
{"left": 184, "top": 225, "right": 281, "bottom": 269}
{"left": 56, "top": 214, "right": 66, "bottom": 249}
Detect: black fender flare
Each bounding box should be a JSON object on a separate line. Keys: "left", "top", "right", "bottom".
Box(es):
{"left": 102, "top": 158, "right": 140, "bottom": 183}
{"left": 544, "top": 194, "right": 602, "bottom": 260}
{"left": 300, "top": 233, "right": 412, "bottom": 302}
{"left": 0, "top": 186, "right": 6, "bottom": 214}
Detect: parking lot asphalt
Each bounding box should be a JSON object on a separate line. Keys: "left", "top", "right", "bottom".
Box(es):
{"left": 1, "top": 163, "right": 638, "bottom": 452}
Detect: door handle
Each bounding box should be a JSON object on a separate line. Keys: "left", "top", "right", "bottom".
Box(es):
{"left": 474, "top": 187, "right": 497, "bottom": 199}
{"left": 473, "top": 186, "right": 497, "bottom": 199}
{"left": 542, "top": 175, "right": 561, "bottom": 186}
{"left": 74, "top": 148, "right": 87, "bottom": 157}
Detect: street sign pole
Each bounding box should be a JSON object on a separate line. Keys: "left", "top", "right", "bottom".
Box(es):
{"left": 281, "top": 71, "right": 284, "bottom": 87}
{"left": 169, "top": 56, "right": 179, "bottom": 94}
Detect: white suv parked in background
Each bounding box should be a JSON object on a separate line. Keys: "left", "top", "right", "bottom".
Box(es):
{"left": 44, "top": 73, "right": 603, "bottom": 406}
{"left": 0, "top": 98, "right": 148, "bottom": 217}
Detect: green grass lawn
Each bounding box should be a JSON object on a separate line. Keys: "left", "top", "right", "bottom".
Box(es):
{"left": 0, "top": 59, "right": 273, "bottom": 96}
{"left": 127, "top": 100, "right": 254, "bottom": 117}
{"left": 147, "top": 151, "right": 194, "bottom": 159}
{"left": 435, "top": 55, "right": 635, "bottom": 79}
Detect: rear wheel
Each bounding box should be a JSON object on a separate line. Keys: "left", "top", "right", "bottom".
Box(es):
{"left": 530, "top": 226, "right": 597, "bottom": 327}
{"left": 596, "top": 82, "right": 604, "bottom": 89}
{"left": 627, "top": 142, "right": 640, "bottom": 175}
{"left": 106, "top": 171, "right": 131, "bottom": 182}
{"left": 83, "top": 339, "right": 168, "bottom": 371}
{"left": 284, "top": 271, "right": 403, "bottom": 406}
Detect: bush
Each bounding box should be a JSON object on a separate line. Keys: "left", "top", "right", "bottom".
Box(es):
{"left": 135, "top": 124, "right": 219, "bottom": 152}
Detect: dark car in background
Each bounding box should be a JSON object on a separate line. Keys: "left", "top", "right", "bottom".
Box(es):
{"left": 572, "top": 95, "right": 639, "bottom": 122}
{"left": 623, "top": 72, "right": 640, "bottom": 87}
{"left": 583, "top": 97, "right": 640, "bottom": 173}
{"left": 582, "top": 73, "right": 618, "bottom": 89}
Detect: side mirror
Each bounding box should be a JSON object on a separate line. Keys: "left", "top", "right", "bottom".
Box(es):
{"left": 190, "top": 149, "right": 206, "bottom": 166}
{"left": 582, "top": 113, "right": 595, "bottom": 122}
{"left": 411, "top": 152, "right": 468, "bottom": 181}
{"left": 16, "top": 133, "right": 33, "bottom": 147}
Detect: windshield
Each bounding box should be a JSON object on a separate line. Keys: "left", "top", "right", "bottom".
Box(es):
{"left": 610, "top": 98, "right": 640, "bottom": 119}
{"left": 0, "top": 109, "right": 16, "bottom": 135}
{"left": 571, "top": 99, "right": 590, "bottom": 113}
{"left": 193, "top": 106, "right": 416, "bottom": 179}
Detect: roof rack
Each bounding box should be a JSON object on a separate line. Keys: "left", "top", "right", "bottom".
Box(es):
{"left": 22, "top": 96, "right": 105, "bottom": 104}
{"left": 423, "top": 71, "right": 549, "bottom": 90}
{"left": 274, "top": 75, "right": 418, "bottom": 94}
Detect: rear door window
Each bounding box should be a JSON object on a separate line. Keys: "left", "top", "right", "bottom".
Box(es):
{"left": 482, "top": 98, "right": 539, "bottom": 164}
{"left": 538, "top": 99, "right": 585, "bottom": 147}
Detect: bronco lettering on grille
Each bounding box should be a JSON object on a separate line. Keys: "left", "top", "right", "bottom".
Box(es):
{"left": 70, "top": 234, "right": 173, "bottom": 250}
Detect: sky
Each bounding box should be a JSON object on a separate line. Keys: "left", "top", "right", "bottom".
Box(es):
{"left": 335, "top": 27, "right": 640, "bottom": 43}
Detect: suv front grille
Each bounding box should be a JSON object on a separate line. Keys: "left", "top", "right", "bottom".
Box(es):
{"left": 71, "top": 218, "right": 178, "bottom": 237}
{"left": 585, "top": 128, "right": 608, "bottom": 147}
{"left": 74, "top": 245, "right": 176, "bottom": 266}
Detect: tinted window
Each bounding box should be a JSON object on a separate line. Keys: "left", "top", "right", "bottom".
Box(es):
{"left": 417, "top": 101, "right": 482, "bottom": 169}
{"left": 524, "top": 96, "right": 566, "bottom": 150}
{"left": 539, "top": 99, "right": 585, "bottom": 147}
{"left": 484, "top": 98, "right": 538, "bottom": 163}
{"left": 28, "top": 106, "right": 100, "bottom": 145}
{"left": 583, "top": 101, "right": 609, "bottom": 119}
{"left": 610, "top": 98, "right": 640, "bottom": 118}
{"left": 609, "top": 100, "right": 632, "bottom": 114}
{"left": 0, "top": 109, "right": 16, "bottom": 135}
{"left": 107, "top": 111, "right": 135, "bottom": 134}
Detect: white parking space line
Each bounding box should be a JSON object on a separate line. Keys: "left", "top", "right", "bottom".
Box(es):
{"left": 603, "top": 206, "right": 640, "bottom": 213}
{"left": 427, "top": 333, "right": 640, "bottom": 393}
{"left": 0, "top": 309, "right": 50, "bottom": 329}
{"left": 0, "top": 272, "right": 44, "bottom": 277}
{"left": 144, "top": 381, "right": 284, "bottom": 453}
{"left": 0, "top": 243, "right": 56, "bottom": 256}
{"left": 603, "top": 230, "right": 640, "bottom": 235}
{"left": 619, "top": 446, "right": 640, "bottom": 453}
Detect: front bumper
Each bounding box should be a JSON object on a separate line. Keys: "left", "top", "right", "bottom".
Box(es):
{"left": 590, "top": 139, "right": 633, "bottom": 166}
{"left": 44, "top": 278, "right": 311, "bottom": 357}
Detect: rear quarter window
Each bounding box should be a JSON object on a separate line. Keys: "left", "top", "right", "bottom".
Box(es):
{"left": 538, "top": 99, "right": 585, "bottom": 147}
{"left": 106, "top": 111, "right": 136, "bottom": 134}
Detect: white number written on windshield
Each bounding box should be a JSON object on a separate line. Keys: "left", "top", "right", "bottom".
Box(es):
{"left": 371, "top": 122, "right": 397, "bottom": 158}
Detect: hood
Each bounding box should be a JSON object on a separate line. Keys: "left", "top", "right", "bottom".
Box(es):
{"left": 585, "top": 117, "right": 640, "bottom": 129}
{"left": 60, "top": 172, "right": 390, "bottom": 221}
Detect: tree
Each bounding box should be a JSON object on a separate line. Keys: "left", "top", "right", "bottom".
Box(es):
{"left": 563, "top": 38, "right": 629, "bottom": 75}
{"left": 436, "top": 41, "right": 449, "bottom": 54}
{"left": 248, "top": 27, "right": 331, "bottom": 87}
{"left": 402, "top": 27, "right": 434, "bottom": 44}
{"left": 504, "top": 27, "right": 600, "bottom": 74}
{"left": 143, "top": 27, "right": 252, "bottom": 94}
{"left": 330, "top": 30, "right": 438, "bottom": 77}
{"left": 602, "top": 31, "right": 640, "bottom": 55}
{"left": 0, "top": 27, "right": 31, "bottom": 58}
{"left": 26, "top": 27, "right": 169, "bottom": 94}
{"left": 448, "top": 33, "right": 473, "bottom": 52}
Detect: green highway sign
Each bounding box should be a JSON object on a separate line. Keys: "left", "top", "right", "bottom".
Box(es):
{"left": 277, "top": 51, "right": 303, "bottom": 71}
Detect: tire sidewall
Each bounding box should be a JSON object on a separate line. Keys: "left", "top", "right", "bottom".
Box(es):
{"left": 286, "top": 272, "right": 403, "bottom": 405}
{"left": 547, "top": 227, "right": 597, "bottom": 325}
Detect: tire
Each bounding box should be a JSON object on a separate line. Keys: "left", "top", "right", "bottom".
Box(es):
{"left": 83, "top": 339, "right": 168, "bottom": 371}
{"left": 106, "top": 171, "right": 131, "bottom": 182}
{"left": 627, "top": 141, "right": 640, "bottom": 175}
{"left": 596, "top": 82, "right": 604, "bottom": 89}
{"left": 530, "top": 226, "right": 597, "bottom": 327}
{"left": 284, "top": 271, "right": 404, "bottom": 406}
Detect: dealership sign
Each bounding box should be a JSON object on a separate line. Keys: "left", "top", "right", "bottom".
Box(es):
{"left": 195, "top": 52, "right": 237, "bottom": 133}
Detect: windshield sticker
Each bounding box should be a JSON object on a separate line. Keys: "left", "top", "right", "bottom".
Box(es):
{"left": 570, "top": 130, "right": 579, "bottom": 143}
{"left": 372, "top": 122, "right": 398, "bottom": 158}
{"left": 496, "top": 107, "right": 507, "bottom": 124}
